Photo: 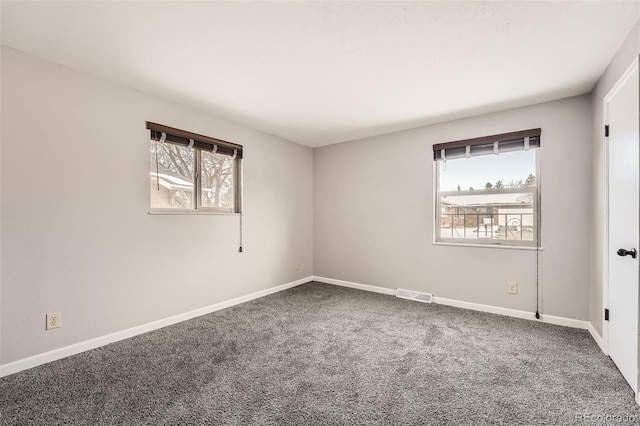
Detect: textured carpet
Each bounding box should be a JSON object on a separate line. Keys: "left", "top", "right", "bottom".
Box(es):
{"left": 1, "top": 281, "right": 639, "bottom": 425}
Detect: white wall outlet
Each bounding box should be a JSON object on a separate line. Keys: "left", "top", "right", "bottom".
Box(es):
{"left": 46, "top": 312, "right": 61, "bottom": 330}
{"left": 508, "top": 282, "right": 518, "bottom": 294}
{"left": 296, "top": 263, "right": 300, "bottom": 271}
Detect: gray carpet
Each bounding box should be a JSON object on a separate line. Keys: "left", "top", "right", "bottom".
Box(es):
{"left": 1, "top": 281, "right": 639, "bottom": 425}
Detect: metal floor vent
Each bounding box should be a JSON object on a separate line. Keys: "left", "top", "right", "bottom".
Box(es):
{"left": 396, "top": 289, "right": 432, "bottom": 303}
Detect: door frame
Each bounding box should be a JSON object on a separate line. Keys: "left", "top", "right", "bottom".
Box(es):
{"left": 602, "top": 56, "right": 639, "bottom": 403}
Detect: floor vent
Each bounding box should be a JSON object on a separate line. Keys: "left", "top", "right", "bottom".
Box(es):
{"left": 396, "top": 289, "right": 433, "bottom": 303}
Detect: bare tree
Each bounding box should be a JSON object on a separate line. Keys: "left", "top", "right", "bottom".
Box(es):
{"left": 150, "top": 142, "right": 234, "bottom": 209}
{"left": 201, "top": 151, "right": 234, "bottom": 207}
{"left": 506, "top": 179, "right": 524, "bottom": 188}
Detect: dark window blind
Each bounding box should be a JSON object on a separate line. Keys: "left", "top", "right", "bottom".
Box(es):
{"left": 433, "top": 128, "right": 540, "bottom": 161}
{"left": 147, "top": 122, "right": 243, "bottom": 158}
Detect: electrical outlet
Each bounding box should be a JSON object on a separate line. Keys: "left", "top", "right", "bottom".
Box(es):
{"left": 508, "top": 282, "right": 518, "bottom": 294}
{"left": 295, "top": 263, "right": 300, "bottom": 271}
{"left": 46, "top": 312, "right": 61, "bottom": 330}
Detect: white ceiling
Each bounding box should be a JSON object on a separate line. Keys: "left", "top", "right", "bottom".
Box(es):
{"left": 1, "top": 1, "right": 639, "bottom": 147}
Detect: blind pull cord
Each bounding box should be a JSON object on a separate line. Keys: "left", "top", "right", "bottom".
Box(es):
{"left": 155, "top": 140, "right": 159, "bottom": 191}
{"left": 524, "top": 136, "right": 530, "bottom": 151}
{"left": 493, "top": 141, "right": 499, "bottom": 155}
{"left": 236, "top": 147, "right": 241, "bottom": 252}
{"left": 239, "top": 213, "right": 243, "bottom": 253}
{"left": 155, "top": 132, "right": 167, "bottom": 191}
{"left": 465, "top": 145, "right": 471, "bottom": 159}
{"left": 535, "top": 185, "right": 541, "bottom": 319}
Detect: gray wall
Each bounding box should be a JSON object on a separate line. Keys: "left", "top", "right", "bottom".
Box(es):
{"left": 589, "top": 21, "right": 640, "bottom": 336}
{"left": 0, "top": 47, "right": 314, "bottom": 364}
{"left": 3, "top": 21, "right": 638, "bottom": 367}
{"left": 314, "top": 95, "right": 592, "bottom": 321}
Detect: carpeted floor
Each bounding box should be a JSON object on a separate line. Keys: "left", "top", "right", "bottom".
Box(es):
{"left": 1, "top": 281, "right": 639, "bottom": 425}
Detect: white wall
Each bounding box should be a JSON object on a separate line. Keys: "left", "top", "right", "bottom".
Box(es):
{"left": 589, "top": 21, "right": 640, "bottom": 337}
{"left": 314, "top": 95, "right": 592, "bottom": 321}
{"left": 0, "top": 47, "right": 313, "bottom": 365}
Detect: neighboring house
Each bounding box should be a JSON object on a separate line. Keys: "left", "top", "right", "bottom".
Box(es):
{"left": 149, "top": 164, "right": 194, "bottom": 209}
{"left": 440, "top": 190, "right": 535, "bottom": 240}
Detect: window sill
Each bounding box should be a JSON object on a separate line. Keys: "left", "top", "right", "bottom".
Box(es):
{"left": 433, "top": 241, "right": 543, "bottom": 251}
{"left": 148, "top": 210, "right": 239, "bottom": 215}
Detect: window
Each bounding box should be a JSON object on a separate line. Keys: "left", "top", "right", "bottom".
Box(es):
{"left": 148, "top": 122, "right": 242, "bottom": 213}
{"left": 433, "top": 129, "right": 540, "bottom": 247}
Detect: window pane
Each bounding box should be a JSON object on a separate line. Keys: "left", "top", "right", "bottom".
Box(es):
{"left": 149, "top": 140, "right": 195, "bottom": 209}
{"left": 200, "top": 151, "right": 235, "bottom": 211}
{"left": 437, "top": 149, "right": 537, "bottom": 245}
{"left": 439, "top": 190, "right": 535, "bottom": 242}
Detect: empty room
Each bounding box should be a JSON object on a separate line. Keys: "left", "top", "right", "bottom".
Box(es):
{"left": 1, "top": 1, "right": 640, "bottom": 424}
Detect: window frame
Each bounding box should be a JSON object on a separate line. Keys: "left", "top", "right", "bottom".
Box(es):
{"left": 147, "top": 122, "right": 243, "bottom": 215}
{"left": 433, "top": 136, "right": 541, "bottom": 249}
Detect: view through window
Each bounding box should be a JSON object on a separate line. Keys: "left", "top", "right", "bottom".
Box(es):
{"left": 435, "top": 131, "right": 539, "bottom": 247}
{"left": 148, "top": 122, "right": 241, "bottom": 213}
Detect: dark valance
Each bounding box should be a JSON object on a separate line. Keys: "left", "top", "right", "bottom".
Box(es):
{"left": 147, "top": 121, "right": 243, "bottom": 158}
{"left": 433, "top": 128, "right": 540, "bottom": 161}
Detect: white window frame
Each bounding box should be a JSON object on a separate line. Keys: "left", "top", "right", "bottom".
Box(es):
{"left": 433, "top": 143, "right": 541, "bottom": 248}
{"left": 148, "top": 123, "right": 243, "bottom": 215}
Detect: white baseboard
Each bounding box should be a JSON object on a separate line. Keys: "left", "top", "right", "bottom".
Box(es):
{"left": 312, "top": 276, "right": 397, "bottom": 296}
{"left": 434, "top": 296, "right": 589, "bottom": 329}
{"left": 587, "top": 322, "right": 607, "bottom": 354}
{"left": 313, "top": 276, "right": 589, "bottom": 330}
{"left": 0, "top": 276, "right": 313, "bottom": 378}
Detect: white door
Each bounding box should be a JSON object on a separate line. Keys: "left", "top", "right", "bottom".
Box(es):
{"left": 606, "top": 58, "right": 639, "bottom": 396}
